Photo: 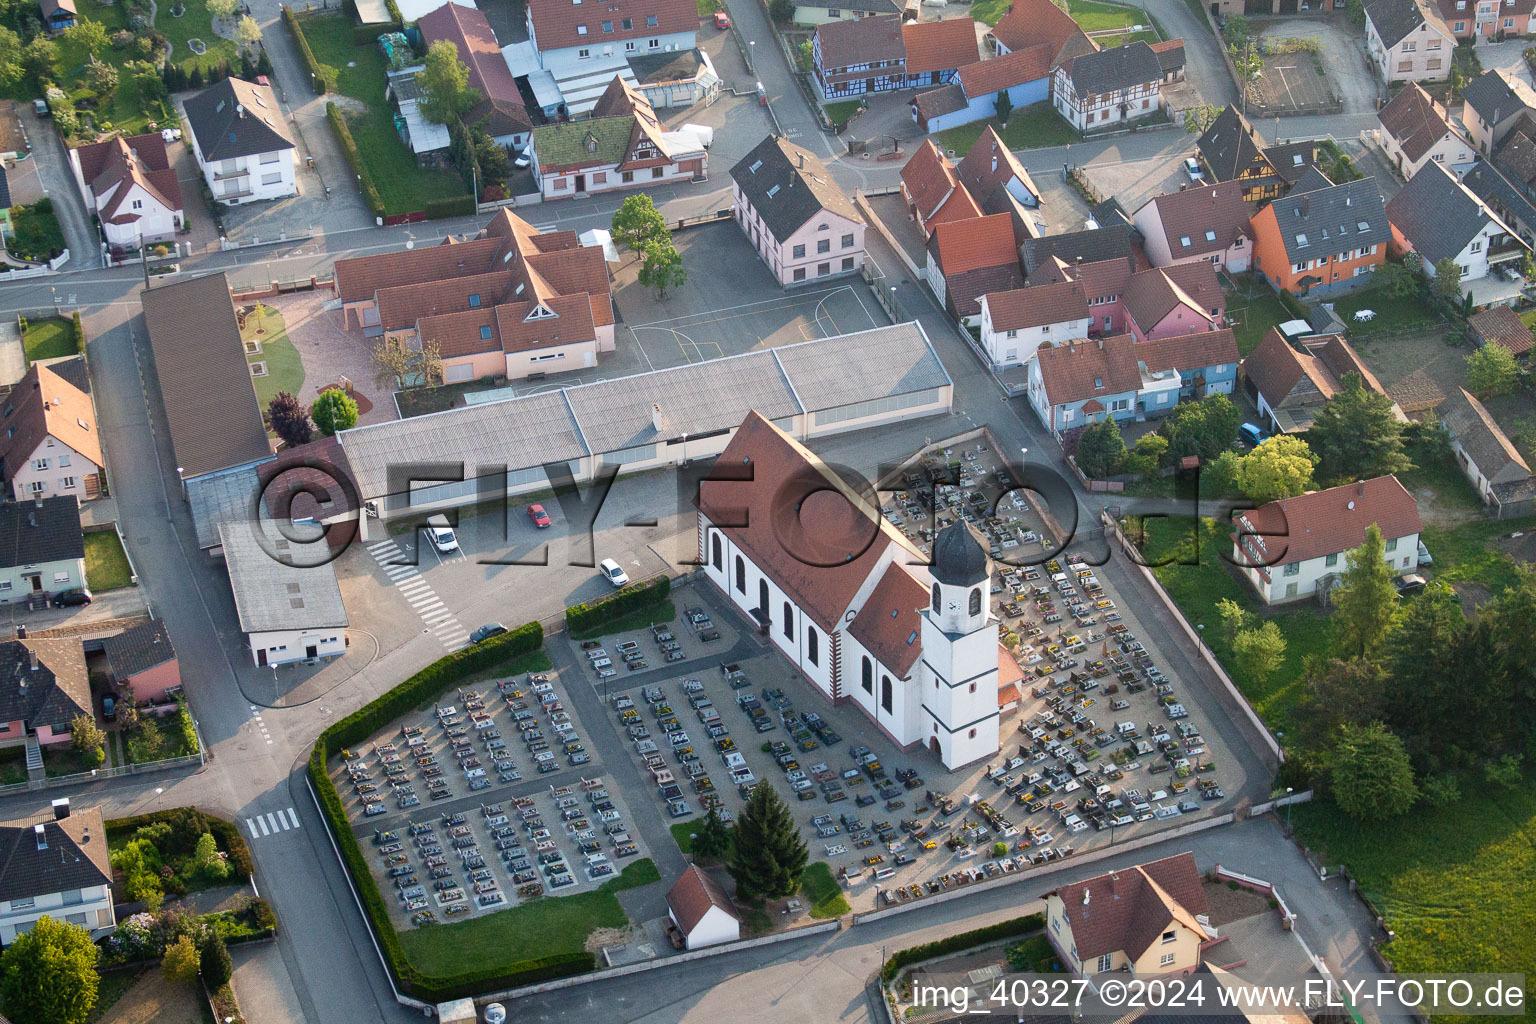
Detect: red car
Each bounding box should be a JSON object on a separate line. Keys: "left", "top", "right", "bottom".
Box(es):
{"left": 527, "top": 503, "right": 552, "bottom": 528}
{"left": 713, "top": 11, "right": 730, "bottom": 29}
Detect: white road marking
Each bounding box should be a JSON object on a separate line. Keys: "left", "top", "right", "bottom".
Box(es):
{"left": 255, "top": 816, "right": 269, "bottom": 837}
{"left": 266, "top": 812, "right": 281, "bottom": 833}
{"left": 246, "top": 818, "right": 260, "bottom": 838}
{"left": 287, "top": 808, "right": 301, "bottom": 829}
{"left": 367, "top": 541, "right": 470, "bottom": 650}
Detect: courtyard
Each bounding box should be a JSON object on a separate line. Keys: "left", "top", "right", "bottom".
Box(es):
{"left": 264, "top": 291, "right": 396, "bottom": 426}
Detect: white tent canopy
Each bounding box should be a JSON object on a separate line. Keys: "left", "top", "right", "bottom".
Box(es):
{"left": 580, "top": 228, "right": 620, "bottom": 264}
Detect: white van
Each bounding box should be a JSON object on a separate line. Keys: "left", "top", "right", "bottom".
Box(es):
{"left": 427, "top": 515, "right": 459, "bottom": 553}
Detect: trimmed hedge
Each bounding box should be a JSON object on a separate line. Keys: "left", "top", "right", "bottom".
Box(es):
{"left": 881, "top": 912, "right": 1045, "bottom": 981}
{"left": 71, "top": 311, "right": 85, "bottom": 355}
{"left": 424, "top": 195, "right": 476, "bottom": 220}
{"left": 386, "top": 0, "right": 405, "bottom": 24}
{"left": 309, "top": 622, "right": 578, "bottom": 1001}
{"left": 565, "top": 575, "right": 671, "bottom": 636}
{"left": 327, "top": 103, "right": 386, "bottom": 218}
{"left": 105, "top": 808, "right": 254, "bottom": 882}
{"left": 352, "top": 22, "right": 391, "bottom": 45}
{"left": 283, "top": 6, "right": 332, "bottom": 94}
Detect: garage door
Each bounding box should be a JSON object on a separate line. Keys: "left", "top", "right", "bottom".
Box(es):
{"left": 444, "top": 362, "right": 474, "bottom": 383}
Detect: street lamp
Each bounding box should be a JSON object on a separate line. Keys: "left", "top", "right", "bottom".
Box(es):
{"left": 890, "top": 285, "right": 899, "bottom": 321}
{"left": 1285, "top": 786, "right": 1295, "bottom": 832}
{"left": 1195, "top": 623, "right": 1205, "bottom": 657}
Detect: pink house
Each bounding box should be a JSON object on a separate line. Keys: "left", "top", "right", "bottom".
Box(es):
{"left": 103, "top": 620, "right": 180, "bottom": 704}
{"left": 0, "top": 638, "right": 90, "bottom": 749}
{"left": 731, "top": 135, "right": 867, "bottom": 288}
{"left": 1030, "top": 256, "right": 1225, "bottom": 341}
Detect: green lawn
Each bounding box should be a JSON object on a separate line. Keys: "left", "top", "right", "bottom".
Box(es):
{"left": 670, "top": 820, "right": 698, "bottom": 853}
{"left": 300, "top": 15, "right": 464, "bottom": 215}
{"left": 22, "top": 316, "right": 76, "bottom": 362}
{"left": 9, "top": 201, "right": 67, "bottom": 263}
{"left": 44, "top": 742, "right": 110, "bottom": 778}
{"left": 824, "top": 100, "right": 860, "bottom": 127}
{"left": 800, "top": 861, "right": 850, "bottom": 918}
{"left": 398, "top": 859, "right": 660, "bottom": 975}
{"left": 240, "top": 304, "right": 304, "bottom": 410}
{"left": 0, "top": 744, "right": 26, "bottom": 784}
{"left": 1418, "top": 515, "right": 1536, "bottom": 597}
{"left": 1099, "top": 29, "right": 1160, "bottom": 46}
{"left": 1134, "top": 515, "right": 1335, "bottom": 735}
{"left": 970, "top": 0, "right": 1011, "bottom": 25}
{"left": 937, "top": 102, "right": 1077, "bottom": 156}
{"left": 160, "top": 0, "right": 242, "bottom": 75}
{"left": 1222, "top": 287, "right": 1292, "bottom": 357}
{"left": 569, "top": 598, "right": 677, "bottom": 641}
{"left": 1332, "top": 284, "right": 1441, "bottom": 335}
{"left": 1068, "top": 0, "right": 1144, "bottom": 31}
{"left": 84, "top": 530, "right": 133, "bottom": 591}
{"left": 1395, "top": 445, "right": 1485, "bottom": 522}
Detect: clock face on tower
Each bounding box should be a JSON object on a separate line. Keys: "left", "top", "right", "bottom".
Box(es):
{"left": 947, "top": 601, "right": 958, "bottom": 611}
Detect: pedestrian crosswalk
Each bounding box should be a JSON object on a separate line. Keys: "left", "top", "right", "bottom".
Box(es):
{"left": 246, "top": 807, "right": 302, "bottom": 839}
{"left": 366, "top": 538, "right": 471, "bottom": 651}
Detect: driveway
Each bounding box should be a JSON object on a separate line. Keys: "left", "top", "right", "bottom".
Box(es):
{"left": 14, "top": 106, "right": 98, "bottom": 268}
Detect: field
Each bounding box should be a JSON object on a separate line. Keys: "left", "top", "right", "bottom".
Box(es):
{"left": 937, "top": 101, "right": 1077, "bottom": 155}
{"left": 396, "top": 859, "right": 659, "bottom": 975}
{"left": 22, "top": 315, "right": 76, "bottom": 361}
{"left": 299, "top": 15, "right": 464, "bottom": 215}
{"left": 85, "top": 531, "right": 133, "bottom": 591}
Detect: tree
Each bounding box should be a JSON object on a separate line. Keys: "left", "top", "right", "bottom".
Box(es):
{"left": 1229, "top": 43, "right": 1262, "bottom": 111}
{"left": 84, "top": 55, "right": 116, "bottom": 95}
{"left": 1330, "top": 722, "right": 1418, "bottom": 821}
{"left": 128, "top": 59, "right": 166, "bottom": 102}
{"left": 70, "top": 713, "right": 105, "bottom": 767}
{"left": 194, "top": 832, "right": 230, "bottom": 882}
{"left": 1448, "top": 62, "right": 1468, "bottom": 102}
{"left": 1296, "top": 656, "right": 1389, "bottom": 750}
{"left": 1373, "top": 259, "right": 1417, "bottom": 298}
{"left": 23, "top": 34, "right": 56, "bottom": 81}
{"left": 1215, "top": 597, "right": 1248, "bottom": 647}
{"left": 639, "top": 239, "right": 686, "bottom": 298}
{"left": 207, "top": 0, "right": 240, "bottom": 19}
{"left": 1235, "top": 435, "right": 1317, "bottom": 503}
{"left": 310, "top": 389, "right": 359, "bottom": 436}
{"left": 162, "top": 933, "right": 201, "bottom": 985}
{"left": 473, "top": 131, "right": 508, "bottom": 183}
{"left": 0, "top": 915, "right": 99, "bottom": 1024}
{"left": 1182, "top": 103, "right": 1220, "bottom": 135}
{"left": 235, "top": 14, "right": 262, "bottom": 48}
{"left": 1332, "top": 524, "right": 1399, "bottom": 663}
{"left": 1201, "top": 448, "right": 1242, "bottom": 496}
{"left": 63, "top": 19, "right": 110, "bottom": 57}
{"left": 371, "top": 336, "right": 443, "bottom": 390}
{"left": 1345, "top": 0, "right": 1366, "bottom": 25}
{"left": 112, "top": 838, "right": 164, "bottom": 907}
{"left": 692, "top": 806, "right": 731, "bottom": 861}
{"left": 611, "top": 193, "right": 668, "bottom": 252}
{"left": 728, "top": 783, "right": 808, "bottom": 901}
{"left": 267, "top": 391, "right": 313, "bottom": 449}
{"left": 0, "top": 25, "right": 24, "bottom": 87}
{"left": 1232, "top": 621, "right": 1287, "bottom": 686}
{"left": 769, "top": 0, "right": 794, "bottom": 21}
{"left": 1223, "top": 14, "right": 1251, "bottom": 48}
{"left": 419, "top": 39, "right": 480, "bottom": 125}
{"left": 1432, "top": 256, "right": 1464, "bottom": 301}
{"left": 1306, "top": 374, "right": 1413, "bottom": 481}
{"left": 1123, "top": 432, "right": 1167, "bottom": 477}
{"left": 1073, "top": 417, "right": 1126, "bottom": 478}
{"left": 200, "top": 931, "right": 233, "bottom": 989}
{"left": 1464, "top": 343, "right": 1520, "bottom": 398}
{"left": 994, "top": 86, "right": 1013, "bottom": 126}
{"left": 1158, "top": 393, "right": 1241, "bottom": 464}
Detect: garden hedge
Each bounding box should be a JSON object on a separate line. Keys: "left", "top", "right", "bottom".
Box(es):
{"left": 104, "top": 807, "right": 254, "bottom": 882}
{"left": 308, "top": 621, "right": 593, "bottom": 1001}
{"left": 282, "top": 6, "right": 331, "bottom": 94}
{"left": 424, "top": 195, "right": 476, "bottom": 220}
{"left": 326, "top": 103, "right": 386, "bottom": 218}
{"left": 565, "top": 575, "right": 671, "bottom": 635}
{"left": 71, "top": 311, "right": 85, "bottom": 355}
{"left": 880, "top": 912, "right": 1045, "bottom": 981}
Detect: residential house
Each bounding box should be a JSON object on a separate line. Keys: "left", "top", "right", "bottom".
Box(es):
{"left": 731, "top": 134, "right": 866, "bottom": 288}
{"left": 1468, "top": 303, "right": 1534, "bottom": 360}
{"left": 335, "top": 209, "right": 615, "bottom": 381}
{"left": 924, "top": 213, "right": 1025, "bottom": 326}
{"left": 1461, "top": 69, "right": 1536, "bottom": 154}
{"left": 1364, "top": 0, "right": 1456, "bottom": 84}
{"left": 899, "top": 140, "right": 983, "bottom": 240}
{"left": 1438, "top": 386, "right": 1536, "bottom": 518}
{"left": 1388, "top": 158, "right": 1528, "bottom": 288}
{"left": 811, "top": 15, "right": 978, "bottom": 99}
{"left": 1195, "top": 106, "right": 1318, "bottom": 202}
{"left": 911, "top": 43, "right": 1052, "bottom": 134}
{"left": 0, "top": 497, "right": 87, "bottom": 604}
{"left": 102, "top": 620, "right": 181, "bottom": 705}
{"left": 1052, "top": 42, "right": 1163, "bottom": 132}
{"left": 1462, "top": 157, "right": 1536, "bottom": 247}
{"left": 979, "top": 280, "right": 1090, "bottom": 369}
{"left": 1376, "top": 82, "right": 1476, "bottom": 180}
{"left": 219, "top": 523, "right": 346, "bottom": 667}
{"left": 0, "top": 362, "right": 103, "bottom": 503}
{"left": 901, "top": 17, "right": 981, "bottom": 90}
{"left": 1249, "top": 172, "right": 1390, "bottom": 295}
{"left": 1042, "top": 853, "right": 1210, "bottom": 976}
{"left": 0, "top": 800, "right": 114, "bottom": 945}
{"left": 67, "top": 133, "right": 183, "bottom": 252}
{"left": 183, "top": 78, "right": 297, "bottom": 205}
{"left": 988, "top": 0, "right": 1096, "bottom": 69}
{"left": 531, "top": 76, "right": 705, "bottom": 200}
{"left": 418, "top": 1, "right": 531, "bottom": 148}
{"left": 38, "top": 0, "right": 74, "bottom": 33}
{"left": 790, "top": 0, "right": 900, "bottom": 27}
{"left": 1022, "top": 223, "right": 1142, "bottom": 278}
{"left": 0, "top": 638, "right": 90, "bottom": 750}
{"left": 1437, "top": 0, "right": 1536, "bottom": 41}
{"left": 955, "top": 126, "right": 1044, "bottom": 244}
{"left": 1131, "top": 180, "right": 1253, "bottom": 273}
{"left": 1233, "top": 476, "right": 1422, "bottom": 604}
{"left": 1029, "top": 257, "right": 1224, "bottom": 340}
{"left": 666, "top": 865, "right": 740, "bottom": 949}
{"left": 1150, "top": 38, "right": 1186, "bottom": 83}
{"left": 1026, "top": 330, "right": 1238, "bottom": 435}
{"left": 1241, "top": 327, "right": 1395, "bottom": 433}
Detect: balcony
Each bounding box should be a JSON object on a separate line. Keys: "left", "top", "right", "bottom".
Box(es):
{"left": 212, "top": 166, "right": 249, "bottom": 182}
{"left": 1486, "top": 236, "right": 1528, "bottom": 264}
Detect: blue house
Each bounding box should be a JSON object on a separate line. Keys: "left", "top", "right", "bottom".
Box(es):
{"left": 912, "top": 43, "right": 1052, "bottom": 134}
{"left": 39, "top": 0, "right": 75, "bottom": 33}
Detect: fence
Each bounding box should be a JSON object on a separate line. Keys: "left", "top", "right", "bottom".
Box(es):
{"left": 219, "top": 231, "right": 316, "bottom": 253}
{"left": 0, "top": 248, "right": 68, "bottom": 282}
{"left": 30, "top": 749, "right": 204, "bottom": 791}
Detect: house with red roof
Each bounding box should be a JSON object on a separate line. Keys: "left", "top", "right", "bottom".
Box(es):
{"left": 1131, "top": 180, "right": 1254, "bottom": 273}
{"left": 1029, "top": 256, "right": 1225, "bottom": 342}
{"left": 1436, "top": 0, "right": 1536, "bottom": 40}
{"left": 419, "top": 1, "right": 531, "bottom": 146}
{"left": 910, "top": 43, "right": 1052, "bottom": 134}
{"left": 988, "top": 0, "right": 1096, "bottom": 69}
{"left": 1042, "top": 853, "right": 1210, "bottom": 976}
{"left": 666, "top": 865, "right": 740, "bottom": 949}
{"left": 68, "top": 133, "right": 183, "bottom": 252}
{"left": 900, "top": 140, "right": 983, "bottom": 239}
{"left": 924, "top": 213, "right": 1024, "bottom": 326}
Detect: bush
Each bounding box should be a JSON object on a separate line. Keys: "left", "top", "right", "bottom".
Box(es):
{"left": 326, "top": 103, "right": 385, "bottom": 218}
{"left": 283, "top": 6, "right": 331, "bottom": 92}
{"left": 565, "top": 575, "right": 671, "bottom": 635}
{"left": 107, "top": 809, "right": 253, "bottom": 883}
{"left": 881, "top": 913, "right": 1045, "bottom": 981}
{"left": 307, "top": 621, "right": 555, "bottom": 1000}
{"left": 200, "top": 931, "right": 233, "bottom": 989}
{"left": 71, "top": 311, "right": 85, "bottom": 355}
{"left": 424, "top": 194, "right": 476, "bottom": 220}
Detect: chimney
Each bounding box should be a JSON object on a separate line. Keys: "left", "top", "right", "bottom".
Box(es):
{"left": 1357, "top": 480, "right": 1365, "bottom": 497}
{"left": 651, "top": 402, "right": 664, "bottom": 430}
{"left": 33, "top": 823, "right": 46, "bottom": 850}
{"left": 26, "top": 512, "right": 35, "bottom": 528}
{"left": 15, "top": 625, "right": 25, "bottom": 640}
{"left": 33, "top": 496, "right": 42, "bottom": 509}
{"left": 798, "top": 152, "right": 804, "bottom": 169}
{"left": 29, "top": 648, "right": 38, "bottom": 672}
{"left": 52, "top": 797, "right": 70, "bottom": 820}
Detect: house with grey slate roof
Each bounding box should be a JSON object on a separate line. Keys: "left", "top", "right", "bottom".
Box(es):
{"left": 1387, "top": 159, "right": 1528, "bottom": 289}
{"left": 103, "top": 620, "right": 181, "bottom": 705}
{"left": 0, "top": 799, "right": 114, "bottom": 945}
{"left": 1250, "top": 173, "right": 1391, "bottom": 296}
{"left": 730, "top": 134, "right": 866, "bottom": 288}
{"left": 1051, "top": 41, "right": 1163, "bottom": 132}
{"left": 0, "top": 496, "right": 86, "bottom": 604}
{"left": 1438, "top": 387, "right": 1536, "bottom": 519}
{"left": 184, "top": 78, "right": 297, "bottom": 205}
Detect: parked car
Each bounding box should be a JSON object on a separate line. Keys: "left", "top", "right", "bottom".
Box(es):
{"left": 1238, "top": 422, "right": 1269, "bottom": 448}
{"left": 527, "top": 503, "right": 551, "bottom": 529}
{"left": 1183, "top": 157, "right": 1203, "bottom": 182}
{"left": 599, "top": 558, "right": 629, "bottom": 588}
{"left": 713, "top": 11, "right": 730, "bottom": 29}
{"left": 52, "top": 588, "right": 92, "bottom": 608}
{"left": 1416, "top": 540, "right": 1433, "bottom": 566}
{"left": 471, "top": 623, "right": 508, "bottom": 644}
{"left": 32, "top": 98, "right": 48, "bottom": 118}
{"left": 514, "top": 147, "right": 531, "bottom": 169}
{"left": 102, "top": 695, "right": 116, "bottom": 720}
{"left": 427, "top": 514, "right": 458, "bottom": 553}
{"left": 1394, "top": 574, "right": 1427, "bottom": 596}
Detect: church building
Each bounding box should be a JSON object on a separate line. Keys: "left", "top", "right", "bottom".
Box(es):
{"left": 695, "top": 411, "right": 1011, "bottom": 769}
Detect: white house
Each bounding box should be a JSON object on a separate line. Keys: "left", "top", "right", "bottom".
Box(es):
{"left": 666, "top": 865, "right": 740, "bottom": 949}
{"left": 1460, "top": 69, "right": 1536, "bottom": 157}
{"left": 1376, "top": 82, "right": 1475, "bottom": 180}
{"left": 1232, "top": 476, "right": 1422, "bottom": 604}
{"left": 523, "top": 0, "right": 710, "bottom": 116}
{"left": 218, "top": 523, "right": 347, "bottom": 668}
{"left": 1387, "top": 159, "right": 1528, "bottom": 286}
{"left": 68, "top": 133, "right": 183, "bottom": 252}
{"left": 0, "top": 800, "right": 115, "bottom": 945}
{"left": 1364, "top": 0, "right": 1455, "bottom": 85}
{"left": 183, "top": 78, "right": 298, "bottom": 206}
{"left": 0, "top": 362, "right": 104, "bottom": 504}
{"left": 1042, "top": 853, "right": 1210, "bottom": 977}
{"left": 1437, "top": 386, "right": 1536, "bottom": 519}
{"left": 1052, "top": 42, "right": 1162, "bottom": 132}
{"left": 978, "top": 281, "right": 1089, "bottom": 369}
